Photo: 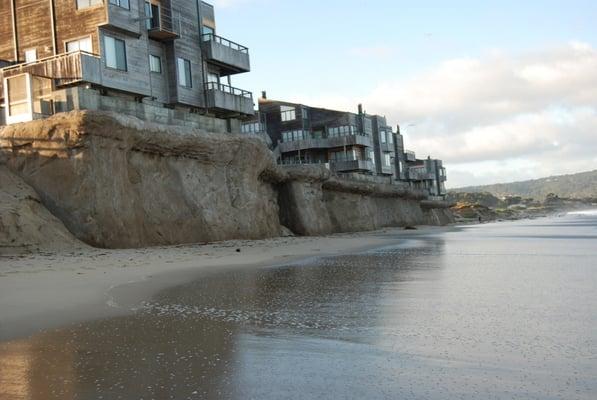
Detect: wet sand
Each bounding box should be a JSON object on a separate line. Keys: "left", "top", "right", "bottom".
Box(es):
{"left": 0, "top": 226, "right": 447, "bottom": 341}
{"left": 1, "top": 215, "right": 596, "bottom": 399}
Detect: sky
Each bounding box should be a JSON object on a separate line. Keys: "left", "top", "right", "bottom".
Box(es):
{"left": 210, "top": 0, "right": 597, "bottom": 188}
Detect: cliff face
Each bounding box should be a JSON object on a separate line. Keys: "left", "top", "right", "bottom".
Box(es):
{"left": 0, "top": 112, "right": 281, "bottom": 248}
{"left": 0, "top": 166, "right": 85, "bottom": 254}
{"left": 278, "top": 166, "right": 431, "bottom": 235}
{"left": 0, "top": 111, "right": 453, "bottom": 251}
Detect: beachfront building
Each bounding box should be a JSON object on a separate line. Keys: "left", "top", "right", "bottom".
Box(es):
{"left": 405, "top": 152, "right": 447, "bottom": 200}
{"left": 242, "top": 94, "right": 448, "bottom": 199}
{"left": 250, "top": 94, "right": 402, "bottom": 179}
{"left": 0, "top": 0, "right": 253, "bottom": 131}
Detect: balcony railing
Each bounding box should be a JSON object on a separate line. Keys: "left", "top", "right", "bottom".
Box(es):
{"left": 0, "top": 51, "right": 102, "bottom": 99}
{"left": 204, "top": 82, "right": 252, "bottom": 99}
{"left": 201, "top": 33, "right": 248, "bottom": 53}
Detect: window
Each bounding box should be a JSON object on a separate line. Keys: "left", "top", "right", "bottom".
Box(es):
{"left": 329, "top": 125, "right": 357, "bottom": 137}
{"left": 177, "top": 58, "right": 192, "bottom": 88}
{"left": 380, "top": 131, "right": 386, "bottom": 144}
{"left": 363, "top": 117, "right": 373, "bottom": 135}
{"left": 66, "top": 37, "right": 93, "bottom": 53}
{"left": 104, "top": 35, "right": 127, "bottom": 71}
{"left": 24, "top": 49, "right": 37, "bottom": 63}
{"left": 302, "top": 107, "right": 309, "bottom": 119}
{"left": 281, "top": 130, "right": 309, "bottom": 142}
{"left": 76, "top": 0, "right": 102, "bottom": 9}
{"left": 280, "top": 105, "right": 296, "bottom": 122}
{"left": 329, "top": 149, "right": 359, "bottom": 162}
{"left": 109, "top": 0, "right": 129, "bottom": 9}
{"left": 207, "top": 72, "right": 219, "bottom": 84}
{"left": 384, "top": 153, "right": 392, "bottom": 166}
{"left": 7, "top": 75, "right": 29, "bottom": 117}
{"left": 202, "top": 25, "right": 215, "bottom": 40}
{"left": 145, "top": 2, "right": 160, "bottom": 29}
{"left": 241, "top": 122, "right": 262, "bottom": 134}
{"left": 149, "top": 55, "right": 161, "bottom": 73}
{"left": 369, "top": 150, "right": 375, "bottom": 164}
{"left": 388, "top": 133, "right": 394, "bottom": 144}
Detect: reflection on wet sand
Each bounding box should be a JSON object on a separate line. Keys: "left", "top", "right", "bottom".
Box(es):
{"left": 1, "top": 215, "right": 596, "bottom": 399}
{"left": 0, "top": 239, "right": 445, "bottom": 400}
{"left": 0, "top": 314, "right": 238, "bottom": 400}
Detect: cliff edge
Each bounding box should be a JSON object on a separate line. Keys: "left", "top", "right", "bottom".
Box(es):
{"left": 0, "top": 111, "right": 282, "bottom": 248}
{"left": 0, "top": 111, "right": 453, "bottom": 252}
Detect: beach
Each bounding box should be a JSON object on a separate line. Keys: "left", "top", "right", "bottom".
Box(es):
{"left": 1, "top": 214, "right": 596, "bottom": 399}
{"left": 0, "top": 226, "right": 446, "bottom": 341}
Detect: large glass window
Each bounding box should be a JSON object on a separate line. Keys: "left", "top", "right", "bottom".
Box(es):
{"left": 104, "top": 36, "right": 127, "bottom": 71}
{"left": 202, "top": 25, "right": 215, "bottom": 40}
{"left": 280, "top": 105, "right": 296, "bottom": 122}
{"left": 109, "top": 0, "right": 129, "bottom": 9}
{"left": 7, "top": 75, "right": 29, "bottom": 117}
{"left": 177, "top": 58, "right": 192, "bottom": 88}
{"left": 281, "top": 130, "right": 309, "bottom": 142}
{"left": 76, "top": 0, "right": 102, "bottom": 9}
{"left": 66, "top": 37, "right": 93, "bottom": 53}
{"left": 329, "top": 125, "right": 357, "bottom": 137}
{"left": 149, "top": 55, "right": 161, "bottom": 73}
{"left": 241, "top": 122, "right": 262, "bottom": 134}
{"left": 384, "top": 153, "right": 392, "bottom": 166}
{"left": 363, "top": 117, "right": 373, "bottom": 135}
{"left": 144, "top": 2, "right": 160, "bottom": 29}
{"left": 380, "top": 131, "right": 386, "bottom": 144}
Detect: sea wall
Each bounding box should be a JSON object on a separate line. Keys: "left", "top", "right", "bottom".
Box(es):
{"left": 0, "top": 111, "right": 453, "bottom": 250}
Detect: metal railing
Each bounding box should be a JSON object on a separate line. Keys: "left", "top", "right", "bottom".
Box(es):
{"left": 204, "top": 82, "right": 253, "bottom": 99}
{"left": 201, "top": 33, "right": 249, "bottom": 54}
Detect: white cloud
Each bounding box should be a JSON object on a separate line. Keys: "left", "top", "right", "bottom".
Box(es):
{"left": 293, "top": 42, "right": 597, "bottom": 187}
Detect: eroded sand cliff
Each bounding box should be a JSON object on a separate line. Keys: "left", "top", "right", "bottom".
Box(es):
{"left": 0, "top": 111, "right": 452, "bottom": 252}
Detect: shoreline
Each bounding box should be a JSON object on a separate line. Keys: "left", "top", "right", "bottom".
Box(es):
{"left": 0, "top": 225, "right": 455, "bottom": 342}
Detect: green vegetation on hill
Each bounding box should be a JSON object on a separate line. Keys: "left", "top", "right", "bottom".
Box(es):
{"left": 451, "top": 170, "right": 597, "bottom": 200}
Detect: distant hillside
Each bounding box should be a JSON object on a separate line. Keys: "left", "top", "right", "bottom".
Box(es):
{"left": 452, "top": 170, "right": 597, "bottom": 200}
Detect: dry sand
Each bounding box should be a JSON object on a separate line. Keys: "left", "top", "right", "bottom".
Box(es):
{"left": 0, "top": 227, "right": 450, "bottom": 341}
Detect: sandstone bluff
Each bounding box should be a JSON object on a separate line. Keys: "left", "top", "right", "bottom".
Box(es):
{"left": 0, "top": 111, "right": 452, "bottom": 254}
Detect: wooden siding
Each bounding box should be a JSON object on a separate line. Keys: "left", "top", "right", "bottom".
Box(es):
{"left": 0, "top": 0, "right": 14, "bottom": 61}
{"left": 98, "top": 28, "right": 152, "bottom": 97}
{"left": 54, "top": 0, "right": 107, "bottom": 55}
{"left": 170, "top": 0, "right": 206, "bottom": 108}
{"left": 105, "top": 2, "right": 142, "bottom": 36}
{"left": 15, "top": 0, "right": 54, "bottom": 61}
{"left": 148, "top": 41, "right": 170, "bottom": 103}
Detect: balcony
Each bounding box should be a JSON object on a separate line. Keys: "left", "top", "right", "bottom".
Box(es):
{"left": 1, "top": 51, "right": 102, "bottom": 101}
{"left": 1, "top": 52, "right": 103, "bottom": 125}
{"left": 405, "top": 150, "right": 416, "bottom": 162}
{"left": 203, "top": 82, "right": 254, "bottom": 116}
{"left": 279, "top": 134, "right": 373, "bottom": 153}
{"left": 146, "top": 2, "right": 179, "bottom": 41}
{"left": 330, "top": 159, "right": 375, "bottom": 173}
{"left": 201, "top": 34, "right": 250, "bottom": 75}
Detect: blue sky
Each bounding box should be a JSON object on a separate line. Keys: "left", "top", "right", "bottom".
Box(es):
{"left": 212, "top": 0, "right": 597, "bottom": 188}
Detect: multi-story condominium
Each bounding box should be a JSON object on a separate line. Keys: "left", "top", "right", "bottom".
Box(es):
{"left": 0, "top": 0, "right": 253, "bottom": 129}
{"left": 242, "top": 95, "right": 448, "bottom": 199}
{"left": 250, "top": 95, "right": 402, "bottom": 178}
{"left": 405, "top": 151, "right": 447, "bottom": 199}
